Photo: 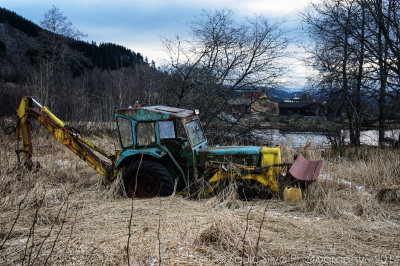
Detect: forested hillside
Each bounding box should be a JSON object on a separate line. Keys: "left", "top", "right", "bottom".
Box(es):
{"left": 0, "top": 7, "right": 145, "bottom": 71}
{"left": 0, "top": 7, "right": 151, "bottom": 121}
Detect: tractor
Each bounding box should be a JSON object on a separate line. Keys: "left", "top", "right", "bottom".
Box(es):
{"left": 15, "top": 96, "right": 323, "bottom": 198}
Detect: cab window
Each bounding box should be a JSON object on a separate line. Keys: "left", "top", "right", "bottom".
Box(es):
{"left": 159, "top": 121, "right": 176, "bottom": 139}
{"left": 136, "top": 122, "right": 156, "bottom": 146}
{"left": 116, "top": 117, "right": 133, "bottom": 149}
{"left": 185, "top": 119, "right": 206, "bottom": 146}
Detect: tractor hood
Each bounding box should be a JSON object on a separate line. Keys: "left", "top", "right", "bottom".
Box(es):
{"left": 197, "top": 146, "right": 261, "bottom": 166}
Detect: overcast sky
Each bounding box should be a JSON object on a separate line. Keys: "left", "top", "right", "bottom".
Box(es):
{"left": 1, "top": 0, "right": 316, "bottom": 88}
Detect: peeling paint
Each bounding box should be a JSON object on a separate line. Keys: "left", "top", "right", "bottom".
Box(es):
{"left": 116, "top": 106, "right": 194, "bottom": 121}
{"left": 197, "top": 146, "right": 261, "bottom": 165}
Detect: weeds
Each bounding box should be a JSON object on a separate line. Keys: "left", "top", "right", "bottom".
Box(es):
{"left": 241, "top": 201, "right": 254, "bottom": 265}
{"left": 0, "top": 130, "right": 399, "bottom": 264}
{"left": 254, "top": 206, "right": 267, "bottom": 262}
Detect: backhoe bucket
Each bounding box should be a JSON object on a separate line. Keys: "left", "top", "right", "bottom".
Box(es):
{"left": 288, "top": 154, "right": 323, "bottom": 182}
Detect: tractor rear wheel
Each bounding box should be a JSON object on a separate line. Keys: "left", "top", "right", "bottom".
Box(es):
{"left": 123, "top": 159, "right": 174, "bottom": 198}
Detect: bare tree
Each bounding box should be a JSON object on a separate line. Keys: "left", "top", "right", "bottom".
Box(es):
{"left": 304, "top": 0, "right": 400, "bottom": 147}
{"left": 360, "top": 0, "right": 399, "bottom": 146}
{"left": 362, "top": 0, "right": 400, "bottom": 83}
{"left": 162, "top": 9, "right": 288, "bottom": 135}
{"left": 303, "top": 0, "right": 363, "bottom": 146}
{"left": 31, "top": 5, "right": 86, "bottom": 108}
{"left": 40, "top": 6, "right": 84, "bottom": 39}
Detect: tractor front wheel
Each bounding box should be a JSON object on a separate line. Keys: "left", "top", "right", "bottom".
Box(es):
{"left": 123, "top": 159, "right": 174, "bottom": 198}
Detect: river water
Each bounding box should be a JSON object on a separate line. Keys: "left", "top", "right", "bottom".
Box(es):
{"left": 252, "top": 129, "right": 400, "bottom": 148}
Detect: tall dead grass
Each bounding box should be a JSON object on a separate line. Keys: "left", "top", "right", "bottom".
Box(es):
{"left": 0, "top": 128, "right": 399, "bottom": 264}
{"left": 0, "top": 130, "right": 104, "bottom": 264}
{"left": 282, "top": 141, "right": 400, "bottom": 219}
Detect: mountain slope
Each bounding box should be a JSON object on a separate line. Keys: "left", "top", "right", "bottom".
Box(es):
{"left": 0, "top": 7, "right": 146, "bottom": 80}
{"left": 0, "top": 7, "right": 155, "bottom": 117}
{"left": 268, "top": 88, "right": 303, "bottom": 102}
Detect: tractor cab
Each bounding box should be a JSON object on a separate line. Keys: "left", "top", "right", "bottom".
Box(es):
{"left": 114, "top": 106, "right": 208, "bottom": 186}
{"left": 115, "top": 105, "right": 206, "bottom": 150}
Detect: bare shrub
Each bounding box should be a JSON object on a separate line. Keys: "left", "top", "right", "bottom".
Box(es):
{"left": 100, "top": 172, "right": 126, "bottom": 199}
{"left": 195, "top": 217, "right": 246, "bottom": 253}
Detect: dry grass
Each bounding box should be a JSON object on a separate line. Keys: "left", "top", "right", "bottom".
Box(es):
{"left": 0, "top": 129, "right": 399, "bottom": 265}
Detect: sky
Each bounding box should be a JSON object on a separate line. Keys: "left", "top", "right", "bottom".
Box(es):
{"left": 1, "top": 0, "right": 316, "bottom": 88}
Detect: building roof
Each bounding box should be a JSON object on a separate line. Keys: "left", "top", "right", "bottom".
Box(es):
{"left": 227, "top": 98, "right": 252, "bottom": 106}
{"left": 278, "top": 102, "right": 317, "bottom": 109}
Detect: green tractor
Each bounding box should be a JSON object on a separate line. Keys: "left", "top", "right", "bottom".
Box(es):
{"left": 16, "top": 97, "right": 323, "bottom": 198}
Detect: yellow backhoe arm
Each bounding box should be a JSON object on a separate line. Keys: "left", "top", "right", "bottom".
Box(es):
{"left": 15, "top": 96, "right": 117, "bottom": 179}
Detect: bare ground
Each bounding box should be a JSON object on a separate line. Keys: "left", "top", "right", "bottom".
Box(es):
{"left": 0, "top": 131, "right": 399, "bottom": 265}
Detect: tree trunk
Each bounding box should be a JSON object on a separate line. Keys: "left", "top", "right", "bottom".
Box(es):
{"left": 354, "top": 7, "right": 366, "bottom": 147}
{"left": 342, "top": 12, "right": 357, "bottom": 146}
{"left": 377, "top": 0, "right": 390, "bottom": 147}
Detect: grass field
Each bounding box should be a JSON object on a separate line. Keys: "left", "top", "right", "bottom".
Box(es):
{"left": 0, "top": 130, "right": 399, "bottom": 265}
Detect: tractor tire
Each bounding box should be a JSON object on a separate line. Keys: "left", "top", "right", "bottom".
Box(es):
{"left": 123, "top": 159, "right": 174, "bottom": 198}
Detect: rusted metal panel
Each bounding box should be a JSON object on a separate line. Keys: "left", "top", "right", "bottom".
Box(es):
{"left": 116, "top": 106, "right": 194, "bottom": 121}
{"left": 198, "top": 146, "right": 261, "bottom": 154}
{"left": 153, "top": 106, "right": 187, "bottom": 113}
{"left": 288, "top": 154, "right": 323, "bottom": 182}
{"left": 115, "top": 147, "right": 166, "bottom": 168}
{"left": 197, "top": 146, "right": 261, "bottom": 166}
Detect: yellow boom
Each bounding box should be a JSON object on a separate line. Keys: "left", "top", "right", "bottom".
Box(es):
{"left": 15, "top": 96, "right": 119, "bottom": 179}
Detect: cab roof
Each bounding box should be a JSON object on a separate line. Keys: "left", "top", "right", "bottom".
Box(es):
{"left": 115, "top": 105, "right": 195, "bottom": 121}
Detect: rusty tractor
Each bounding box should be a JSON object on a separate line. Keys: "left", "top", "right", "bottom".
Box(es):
{"left": 15, "top": 96, "right": 323, "bottom": 199}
